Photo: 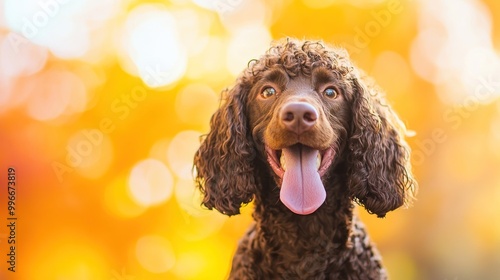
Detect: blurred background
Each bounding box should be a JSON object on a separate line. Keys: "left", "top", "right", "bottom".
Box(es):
{"left": 1, "top": 0, "right": 500, "bottom": 279}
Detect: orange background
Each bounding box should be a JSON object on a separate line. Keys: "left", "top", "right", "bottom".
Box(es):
{"left": 1, "top": 0, "right": 500, "bottom": 279}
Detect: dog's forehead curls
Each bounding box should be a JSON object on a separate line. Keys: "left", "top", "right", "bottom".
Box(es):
{"left": 246, "top": 40, "right": 353, "bottom": 80}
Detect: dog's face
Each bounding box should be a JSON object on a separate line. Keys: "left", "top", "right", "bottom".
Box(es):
{"left": 246, "top": 66, "right": 351, "bottom": 214}
{"left": 194, "top": 39, "right": 416, "bottom": 217}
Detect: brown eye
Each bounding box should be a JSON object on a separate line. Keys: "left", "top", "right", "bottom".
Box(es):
{"left": 261, "top": 87, "right": 277, "bottom": 99}
{"left": 323, "top": 87, "right": 338, "bottom": 99}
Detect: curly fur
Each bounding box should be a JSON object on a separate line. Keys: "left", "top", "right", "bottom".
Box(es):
{"left": 194, "top": 38, "right": 417, "bottom": 279}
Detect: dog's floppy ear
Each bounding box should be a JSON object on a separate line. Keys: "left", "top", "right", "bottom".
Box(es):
{"left": 194, "top": 82, "right": 257, "bottom": 216}
{"left": 347, "top": 74, "right": 416, "bottom": 218}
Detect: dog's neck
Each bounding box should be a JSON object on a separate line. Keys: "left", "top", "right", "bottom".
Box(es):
{"left": 252, "top": 167, "right": 355, "bottom": 248}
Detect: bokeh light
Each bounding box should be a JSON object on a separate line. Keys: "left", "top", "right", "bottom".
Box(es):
{"left": 185, "top": 36, "right": 229, "bottom": 83}
{"left": 175, "top": 178, "right": 206, "bottom": 217}
{"left": 103, "top": 176, "right": 147, "bottom": 218}
{"left": 25, "top": 68, "right": 88, "bottom": 121}
{"left": 0, "top": 34, "right": 47, "bottom": 79}
{"left": 166, "top": 130, "right": 203, "bottom": 179}
{"left": 2, "top": 0, "right": 500, "bottom": 279}
{"left": 67, "top": 128, "right": 114, "bottom": 179}
{"left": 4, "top": 0, "right": 121, "bottom": 59}
{"left": 135, "top": 235, "right": 176, "bottom": 274}
{"left": 226, "top": 24, "right": 272, "bottom": 75}
{"left": 128, "top": 159, "right": 174, "bottom": 207}
{"left": 410, "top": 0, "right": 500, "bottom": 105}
{"left": 119, "top": 4, "right": 187, "bottom": 88}
{"left": 175, "top": 84, "right": 218, "bottom": 125}
{"left": 174, "top": 179, "right": 228, "bottom": 241}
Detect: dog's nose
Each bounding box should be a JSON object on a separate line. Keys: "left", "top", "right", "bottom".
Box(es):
{"left": 280, "top": 102, "right": 318, "bottom": 134}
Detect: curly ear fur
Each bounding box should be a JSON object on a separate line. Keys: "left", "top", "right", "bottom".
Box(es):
{"left": 193, "top": 83, "right": 257, "bottom": 216}
{"left": 347, "top": 75, "right": 416, "bottom": 218}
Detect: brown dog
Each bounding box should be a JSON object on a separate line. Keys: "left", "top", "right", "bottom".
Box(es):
{"left": 194, "top": 38, "right": 416, "bottom": 279}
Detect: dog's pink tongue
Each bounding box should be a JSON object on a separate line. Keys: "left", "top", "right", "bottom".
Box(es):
{"left": 280, "top": 145, "right": 326, "bottom": 215}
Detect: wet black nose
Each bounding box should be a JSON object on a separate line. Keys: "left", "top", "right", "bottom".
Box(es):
{"left": 280, "top": 102, "right": 318, "bottom": 134}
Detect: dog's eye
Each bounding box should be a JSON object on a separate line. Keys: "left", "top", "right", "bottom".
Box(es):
{"left": 261, "top": 87, "right": 277, "bottom": 99}
{"left": 323, "top": 87, "right": 338, "bottom": 99}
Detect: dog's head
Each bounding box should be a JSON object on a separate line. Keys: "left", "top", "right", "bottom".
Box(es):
{"left": 194, "top": 39, "right": 416, "bottom": 217}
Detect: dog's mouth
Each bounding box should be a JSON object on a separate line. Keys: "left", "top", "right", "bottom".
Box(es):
{"left": 265, "top": 144, "right": 335, "bottom": 215}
